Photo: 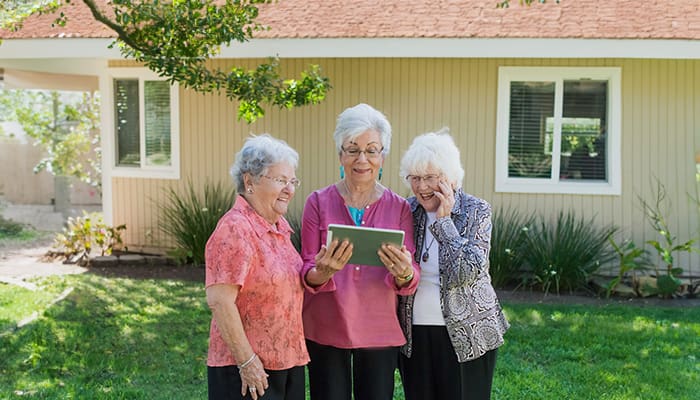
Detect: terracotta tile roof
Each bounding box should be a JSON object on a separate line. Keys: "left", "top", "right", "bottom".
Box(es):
{"left": 3, "top": 0, "right": 700, "bottom": 40}
{"left": 1, "top": 0, "right": 113, "bottom": 39}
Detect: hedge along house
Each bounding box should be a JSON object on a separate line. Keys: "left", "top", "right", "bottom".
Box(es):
{"left": 2, "top": 0, "right": 700, "bottom": 273}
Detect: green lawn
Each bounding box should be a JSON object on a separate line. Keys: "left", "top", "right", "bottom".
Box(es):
{"left": 1, "top": 274, "right": 698, "bottom": 399}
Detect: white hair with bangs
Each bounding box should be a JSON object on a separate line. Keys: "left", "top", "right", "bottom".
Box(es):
{"left": 399, "top": 128, "right": 465, "bottom": 189}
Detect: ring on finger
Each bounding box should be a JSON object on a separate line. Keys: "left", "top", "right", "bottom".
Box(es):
{"left": 250, "top": 387, "right": 256, "bottom": 393}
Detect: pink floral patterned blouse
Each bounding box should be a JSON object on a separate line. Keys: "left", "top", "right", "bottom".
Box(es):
{"left": 205, "top": 195, "right": 309, "bottom": 370}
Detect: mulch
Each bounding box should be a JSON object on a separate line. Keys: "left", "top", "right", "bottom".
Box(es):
{"left": 83, "top": 263, "right": 700, "bottom": 307}
{"left": 86, "top": 264, "right": 205, "bottom": 282}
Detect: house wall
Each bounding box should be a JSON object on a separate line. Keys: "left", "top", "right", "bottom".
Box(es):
{"left": 111, "top": 58, "right": 700, "bottom": 273}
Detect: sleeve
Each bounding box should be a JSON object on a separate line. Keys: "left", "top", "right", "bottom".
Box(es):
{"left": 300, "top": 191, "right": 336, "bottom": 293}
{"left": 386, "top": 198, "right": 420, "bottom": 295}
{"left": 205, "top": 216, "right": 254, "bottom": 289}
{"left": 430, "top": 197, "right": 491, "bottom": 289}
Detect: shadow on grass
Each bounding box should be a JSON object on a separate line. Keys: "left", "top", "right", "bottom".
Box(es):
{"left": 496, "top": 304, "right": 700, "bottom": 399}
{"left": 0, "top": 274, "right": 209, "bottom": 399}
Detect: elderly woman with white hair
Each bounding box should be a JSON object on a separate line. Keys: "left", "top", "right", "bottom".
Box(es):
{"left": 205, "top": 134, "right": 308, "bottom": 400}
{"left": 397, "top": 129, "right": 509, "bottom": 400}
{"left": 301, "top": 103, "right": 419, "bottom": 400}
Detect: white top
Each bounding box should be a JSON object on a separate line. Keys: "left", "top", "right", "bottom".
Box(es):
{"left": 412, "top": 212, "right": 445, "bottom": 326}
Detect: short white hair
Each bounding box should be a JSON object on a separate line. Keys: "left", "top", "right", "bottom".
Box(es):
{"left": 399, "top": 128, "right": 464, "bottom": 189}
{"left": 333, "top": 103, "right": 392, "bottom": 156}
{"left": 229, "top": 134, "right": 299, "bottom": 193}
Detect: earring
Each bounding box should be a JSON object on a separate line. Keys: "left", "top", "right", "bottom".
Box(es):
{"left": 378, "top": 167, "right": 383, "bottom": 181}
{"left": 246, "top": 187, "right": 253, "bottom": 194}
{"left": 339, "top": 166, "right": 345, "bottom": 180}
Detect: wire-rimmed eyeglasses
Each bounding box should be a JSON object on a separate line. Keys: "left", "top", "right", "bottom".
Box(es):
{"left": 406, "top": 174, "right": 440, "bottom": 186}
{"left": 262, "top": 175, "right": 301, "bottom": 188}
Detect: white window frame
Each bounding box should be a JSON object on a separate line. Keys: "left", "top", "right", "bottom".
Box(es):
{"left": 495, "top": 66, "right": 621, "bottom": 195}
{"left": 106, "top": 68, "right": 180, "bottom": 179}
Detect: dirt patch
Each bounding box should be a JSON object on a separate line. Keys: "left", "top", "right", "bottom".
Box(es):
{"left": 87, "top": 264, "right": 205, "bottom": 282}
{"left": 495, "top": 288, "right": 700, "bottom": 308}
{"left": 1, "top": 240, "right": 698, "bottom": 306}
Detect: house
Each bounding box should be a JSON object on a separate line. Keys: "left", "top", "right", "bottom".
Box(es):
{"left": 1, "top": 0, "right": 699, "bottom": 272}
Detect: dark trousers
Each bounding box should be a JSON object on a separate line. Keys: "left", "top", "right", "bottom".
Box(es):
{"left": 399, "top": 325, "right": 498, "bottom": 400}
{"left": 306, "top": 339, "right": 398, "bottom": 400}
{"left": 207, "top": 365, "right": 305, "bottom": 400}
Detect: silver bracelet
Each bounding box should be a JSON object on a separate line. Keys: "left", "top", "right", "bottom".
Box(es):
{"left": 238, "top": 353, "right": 257, "bottom": 370}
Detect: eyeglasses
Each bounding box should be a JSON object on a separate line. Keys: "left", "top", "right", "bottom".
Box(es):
{"left": 262, "top": 175, "right": 301, "bottom": 188}
{"left": 406, "top": 174, "right": 441, "bottom": 186}
{"left": 341, "top": 145, "right": 384, "bottom": 159}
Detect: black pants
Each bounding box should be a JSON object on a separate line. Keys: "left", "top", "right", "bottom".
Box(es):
{"left": 306, "top": 339, "right": 398, "bottom": 400}
{"left": 399, "top": 325, "right": 498, "bottom": 400}
{"left": 207, "top": 365, "right": 305, "bottom": 400}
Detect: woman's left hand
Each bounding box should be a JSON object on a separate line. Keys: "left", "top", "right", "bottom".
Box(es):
{"left": 378, "top": 244, "right": 414, "bottom": 285}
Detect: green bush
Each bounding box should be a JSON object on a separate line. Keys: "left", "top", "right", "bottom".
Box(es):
{"left": 158, "top": 181, "right": 236, "bottom": 266}
{"left": 0, "top": 215, "right": 23, "bottom": 237}
{"left": 522, "top": 211, "right": 617, "bottom": 294}
{"left": 639, "top": 178, "right": 695, "bottom": 297}
{"left": 52, "top": 212, "right": 126, "bottom": 264}
{"left": 286, "top": 211, "right": 302, "bottom": 254}
{"left": 489, "top": 207, "right": 535, "bottom": 288}
{"left": 605, "top": 236, "right": 651, "bottom": 298}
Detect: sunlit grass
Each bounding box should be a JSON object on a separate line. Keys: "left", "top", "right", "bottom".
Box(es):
{"left": 497, "top": 303, "right": 699, "bottom": 400}
{"left": 1, "top": 274, "right": 698, "bottom": 399}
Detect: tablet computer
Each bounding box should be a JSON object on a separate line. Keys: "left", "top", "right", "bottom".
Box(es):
{"left": 326, "top": 223, "right": 405, "bottom": 267}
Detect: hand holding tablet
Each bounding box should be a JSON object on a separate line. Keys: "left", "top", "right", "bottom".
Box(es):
{"left": 326, "top": 224, "right": 405, "bottom": 267}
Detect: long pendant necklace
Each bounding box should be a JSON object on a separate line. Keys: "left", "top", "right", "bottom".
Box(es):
{"left": 421, "top": 234, "right": 436, "bottom": 262}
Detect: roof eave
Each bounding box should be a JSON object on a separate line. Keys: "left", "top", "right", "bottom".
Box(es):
{"left": 2, "top": 37, "right": 700, "bottom": 61}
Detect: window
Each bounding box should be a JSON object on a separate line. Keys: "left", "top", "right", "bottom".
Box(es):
{"left": 111, "top": 70, "right": 179, "bottom": 179}
{"left": 495, "top": 67, "right": 621, "bottom": 195}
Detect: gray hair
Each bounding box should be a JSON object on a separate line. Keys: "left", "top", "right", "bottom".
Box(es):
{"left": 399, "top": 128, "right": 465, "bottom": 189}
{"left": 229, "top": 134, "right": 299, "bottom": 193}
{"left": 333, "top": 103, "right": 392, "bottom": 156}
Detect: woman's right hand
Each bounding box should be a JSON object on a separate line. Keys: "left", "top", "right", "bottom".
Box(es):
{"left": 239, "top": 355, "right": 268, "bottom": 400}
{"left": 315, "top": 239, "right": 353, "bottom": 276}
{"left": 305, "top": 239, "right": 353, "bottom": 287}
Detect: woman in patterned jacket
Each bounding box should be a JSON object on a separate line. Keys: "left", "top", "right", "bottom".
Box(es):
{"left": 397, "top": 128, "right": 510, "bottom": 400}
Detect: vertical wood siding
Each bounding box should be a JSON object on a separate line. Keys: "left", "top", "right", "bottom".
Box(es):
{"left": 111, "top": 58, "right": 700, "bottom": 271}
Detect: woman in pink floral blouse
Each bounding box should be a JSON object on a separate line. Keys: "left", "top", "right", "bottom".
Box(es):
{"left": 205, "top": 134, "right": 307, "bottom": 400}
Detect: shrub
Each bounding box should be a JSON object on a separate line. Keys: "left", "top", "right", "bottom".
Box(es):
{"left": 52, "top": 212, "right": 126, "bottom": 264}
{"left": 639, "top": 178, "right": 695, "bottom": 297}
{"left": 606, "top": 236, "right": 651, "bottom": 298}
{"left": 158, "top": 181, "right": 236, "bottom": 266}
{"left": 522, "top": 211, "right": 617, "bottom": 295}
{"left": 286, "top": 211, "right": 302, "bottom": 254}
{"left": 0, "top": 215, "right": 24, "bottom": 237}
{"left": 489, "top": 207, "right": 535, "bottom": 287}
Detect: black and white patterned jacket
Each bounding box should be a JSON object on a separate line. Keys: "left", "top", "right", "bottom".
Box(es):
{"left": 398, "top": 189, "right": 510, "bottom": 362}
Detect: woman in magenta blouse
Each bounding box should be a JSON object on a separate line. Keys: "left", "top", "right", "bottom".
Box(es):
{"left": 301, "top": 103, "right": 420, "bottom": 400}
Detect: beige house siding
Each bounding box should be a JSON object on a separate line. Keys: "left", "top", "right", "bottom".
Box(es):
{"left": 111, "top": 58, "right": 699, "bottom": 272}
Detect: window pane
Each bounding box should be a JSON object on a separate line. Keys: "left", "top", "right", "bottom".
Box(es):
{"left": 559, "top": 80, "right": 607, "bottom": 181}
{"left": 508, "top": 81, "right": 554, "bottom": 178}
{"left": 114, "top": 79, "right": 140, "bottom": 166}
{"left": 144, "top": 81, "right": 172, "bottom": 166}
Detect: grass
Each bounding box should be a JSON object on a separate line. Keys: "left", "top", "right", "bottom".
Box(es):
{"left": 497, "top": 304, "right": 699, "bottom": 400}
{"left": 0, "top": 277, "right": 71, "bottom": 333}
{"left": 1, "top": 274, "right": 698, "bottom": 399}
{"left": 0, "top": 228, "right": 51, "bottom": 247}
